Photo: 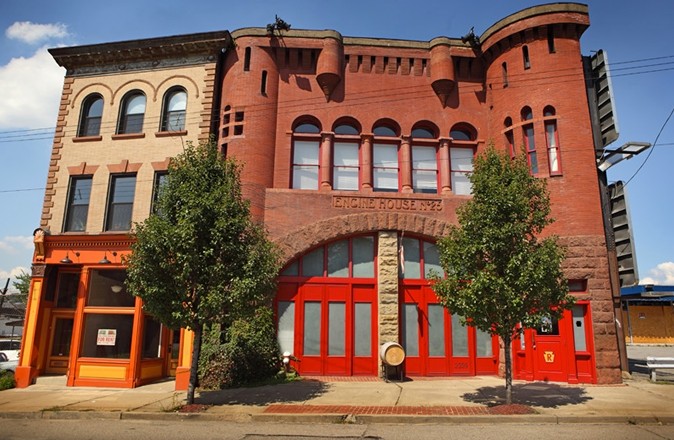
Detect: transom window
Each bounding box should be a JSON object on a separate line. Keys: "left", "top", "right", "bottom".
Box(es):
{"left": 78, "top": 94, "right": 103, "bottom": 137}
{"left": 450, "top": 128, "right": 474, "bottom": 141}
{"left": 373, "top": 125, "right": 397, "bottom": 137}
{"left": 401, "top": 237, "right": 444, "bottom": 279}
{"left": 411, "top": 127, "right": 435, "bottom": 139}
{"left": 333, "top": 123, "right": 359, "bottom": 135}
{"left": 280, "top": 235, "right": 376, "bottom": 278}
{"left": 294, "top": 123, "right": 320, "bottom": 134}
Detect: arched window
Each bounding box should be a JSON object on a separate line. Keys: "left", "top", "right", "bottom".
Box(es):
{"left": 294, "top": 122, "right": 320, "bottom": 134}
{"left": 78, "top": 94, "right": 103, "bottom": 137}
{"left": 333, "top": 123, "right": 359, "bottom": 135}
{"left": 332, "top": 122, "right": 360, "bottom": 191}
{"left": 411, "top": 124, "right": 439, "bottom": 194}
{"left": 280, "top": 235, "right": 376, "bottom": 278}
{"left": 544, "top": 106, "right": 562, "bottom": 175}
{"left": 450, "top": 128, "right": 474, "bottom": 141}
{"left": 372, "top": 121, "right": 401, "bottom": 192}
{"left": 373, "top": 125, "right": 397, "bottom": 137}
{"left": 504, "top": 117, "right": 515, "bottom": 158}
{"left": 160, "top": 87, "right": 187, "bottom": 132}
{"left": 117, "top": 91, "right": 146, "bottom": 134}
{"left": 523, "top": 45, "right": 531, "bottom": 70}
{"left": 292, "top": 120, "right": 321, "bottom": 189}
{"left": 521, "top": 106, "right": 538, "bottom": 174}
{"left": 411, "top": 127, "right": 435, "bottom": 139}
{"left": 449, "top": 123, "right": 477, "bottom": 195}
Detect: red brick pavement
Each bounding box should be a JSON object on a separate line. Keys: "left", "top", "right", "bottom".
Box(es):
{"left": 264, "top": 405, "right": 491, "bottom": 416}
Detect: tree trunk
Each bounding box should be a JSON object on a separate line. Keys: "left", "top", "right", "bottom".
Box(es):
{"left": 503, "top": 332, "right": 513, "bottom": 405}
{"left": 186, "top": 324, "right": 203, "bottom": 405}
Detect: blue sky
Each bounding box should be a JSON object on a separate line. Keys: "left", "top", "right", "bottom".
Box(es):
{"left": 0, "top": 0, "right": 672, "bottom": 291}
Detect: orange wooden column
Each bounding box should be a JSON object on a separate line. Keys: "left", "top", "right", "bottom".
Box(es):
{"left": 15, "top": 271, "right": 45, "bottom": 387}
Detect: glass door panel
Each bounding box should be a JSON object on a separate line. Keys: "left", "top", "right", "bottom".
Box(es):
{"left": 46, "top": 316, "right": 74, "bottom": 374}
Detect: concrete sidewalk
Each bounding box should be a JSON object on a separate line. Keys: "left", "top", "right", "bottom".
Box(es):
{"left": 1, "top": 374, "right": 674, "bottom": 424}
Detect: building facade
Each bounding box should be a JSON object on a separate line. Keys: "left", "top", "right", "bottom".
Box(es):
{"left": 18, "top": 3, "right": 622, "bottom": 389}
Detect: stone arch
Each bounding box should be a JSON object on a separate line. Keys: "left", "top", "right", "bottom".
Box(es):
{"left": 273, "top": 211, "right": 453, "bottom": 263}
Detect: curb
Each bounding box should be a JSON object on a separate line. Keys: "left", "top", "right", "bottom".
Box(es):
{"left": 1, "top": 410, "right": 674, "bottom": 425}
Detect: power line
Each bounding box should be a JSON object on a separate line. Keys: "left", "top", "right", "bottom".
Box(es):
{"left": 623, "top": 106, "right": 674, "bottom": 187}
{"left": 0, "top": 54, "right": 673, "bottom": 142}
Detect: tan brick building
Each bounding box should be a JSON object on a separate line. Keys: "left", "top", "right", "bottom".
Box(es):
{"left": 18, "top": 3, "right": 622, "bottom": 389}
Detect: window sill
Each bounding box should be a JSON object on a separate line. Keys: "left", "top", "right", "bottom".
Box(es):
{"left": 111, "top": 133, "right": 145, "bottom": 140}
{"left": 155, "top": 130, "right": 187, "bottom": 138}
{"left": 73, "top": 136, "right": 103, "bottom": 143}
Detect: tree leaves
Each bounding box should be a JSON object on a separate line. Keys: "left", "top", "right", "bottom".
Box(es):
{"left": 432, "top": 145, "right": 573, "bottom": 403}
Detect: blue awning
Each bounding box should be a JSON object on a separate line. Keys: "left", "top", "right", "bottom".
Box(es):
{"left": 621, "top": 284, "right": 674, "bottom": 301}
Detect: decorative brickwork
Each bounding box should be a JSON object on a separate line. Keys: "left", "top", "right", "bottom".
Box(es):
{"left": 273, "top": 211, "right": 452, "bottom": 263}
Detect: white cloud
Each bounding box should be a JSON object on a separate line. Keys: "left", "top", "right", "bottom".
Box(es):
{"left": 0, "top": 266, "right": 30, "bottom": 280}
{"left": 1, "top": 236, "right": 33, "bottom": 251}
{"left": 0, "top": 47, "right": 65, "bottom": 129}
{"left": 6, "top": 21, "right": 69, "bottom": 44}
{"left": 640, "top": 261, "right": 674, "bottom": 285}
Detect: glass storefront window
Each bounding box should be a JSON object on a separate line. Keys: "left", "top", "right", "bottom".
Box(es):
{"left": 402, "top": 237, "right": 421, "bottom": 279}
{"left": 302, "top": 248, "right": 324, "bottom": 277}
{"left": 80, "top": 313, "right": 134, "bottom": 358}
{"left": 56, "top": 272, "right": 80, "bottom": 308}
{"left": 354, "top": 303, "right": 371, "bottom": 356}
{"left": 428, "top": 304, "right": 445, "bottom": 356}
{"left": 277, "top": 301, "right": 295, "bottom": 355}
{"left": 451, "top": 314, "right": 468, "bottom": 357}
{"left": 51, "top": 318, "right": 73, "bottom": 357}
{"left": 402, "top": 303, "right": 419, "bottom": 356}
{"left": 423, "top": 242, "right": 444, "bottom": 278}
{"left": 303, "top": 302, "right": 321, "bottom": 355}
{"left": 327, "top": 240, "right": 348, "bottom": 277}
{"left": 476, "top": 328, "right": 493, "bottom": 357}
{"left": 352, "top": 236, "right": 374, "bottom": 278}
{"left": 87, "top": 270, "right": 135, "bottom": 307}
{"left": 328, "top": 302, "right": 345, "bottom": 356}
{"left": 142, "top": 316, "right": 162, "bottom": 359}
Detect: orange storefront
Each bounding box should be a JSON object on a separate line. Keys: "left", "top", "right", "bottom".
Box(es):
{"left": 16, "top": 234, "right": 192, "bottom": 389}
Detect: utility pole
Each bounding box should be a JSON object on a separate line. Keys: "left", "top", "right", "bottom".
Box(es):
{"left": 0, "top": 278, "right": 9, "bottom": 312}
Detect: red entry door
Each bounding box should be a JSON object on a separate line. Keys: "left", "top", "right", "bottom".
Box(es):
{"left": 279, "top": 282, "right": 377, "bottom": 376}
{"left": 532, "top": 316, "right": 567, "bottom": 382}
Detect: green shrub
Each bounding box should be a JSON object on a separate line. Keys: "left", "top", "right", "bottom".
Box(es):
{"left": 199, "top": 307, "right": 280, "bottom": 389}
{"left": 0, "top": 371, "right": 15, "bottom": 390}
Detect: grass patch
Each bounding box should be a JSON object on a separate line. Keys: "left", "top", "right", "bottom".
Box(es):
{"left": 0, "top": 371, "right": 15, "bottom": 390}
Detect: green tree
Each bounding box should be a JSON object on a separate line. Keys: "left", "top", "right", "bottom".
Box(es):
{"left": 12, "top": 271, "right": 31, "bottom": 306}
{"left": 432, "top": 146, "right": 573, "bottom": 405}
{"left": 125, "top": 139, "right": 280, "bottom": 404}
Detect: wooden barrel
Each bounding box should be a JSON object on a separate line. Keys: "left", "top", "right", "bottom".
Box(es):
{"left": 380, "top": 342, "right": 405, "bottom": 366}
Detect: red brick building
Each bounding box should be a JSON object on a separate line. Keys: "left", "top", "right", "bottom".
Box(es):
{"left": 17, "top": 3, "right": 621, "bottom": 389}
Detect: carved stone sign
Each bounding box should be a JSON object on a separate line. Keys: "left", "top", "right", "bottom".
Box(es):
{"left": 332, "top": 195, "right": 443, "bottom": 212}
